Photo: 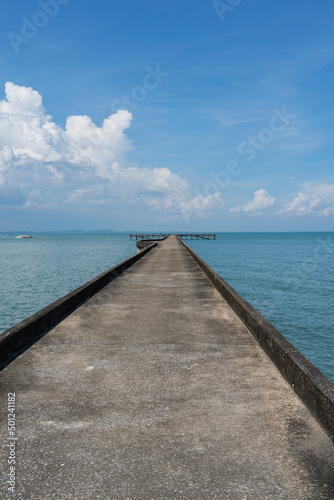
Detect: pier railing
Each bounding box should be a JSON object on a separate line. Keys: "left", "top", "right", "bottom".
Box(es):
{"left": 130, "top": 234, "right": 169, "bottom": 240}
{"left": 130, "top": 233, "right": 216, "bottom": 240}
{"left": 0, "top": 242, "right": 158, "bottom": 370}
{"left": 178, "top": 237, "right": 334, "bottom": 441}
{"left": 177, "top": 233, "right": 216, "bottom": 240}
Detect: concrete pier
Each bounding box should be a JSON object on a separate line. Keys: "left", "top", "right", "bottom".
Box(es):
{"left": 1, "top": 236, "right": 334, "bottom": 499}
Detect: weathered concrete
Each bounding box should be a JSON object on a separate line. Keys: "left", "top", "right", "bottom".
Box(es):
{"left": 0, "top": 242, "right": 157, "bottom": 370}
{"left": 1, "top": 236, "right": 334, "bottom": 499}
{"left": 179, "top": 238, "right": 334, "bottom": 441}
{"left": 136, "top": 237, "right": 168, "bottom": 251}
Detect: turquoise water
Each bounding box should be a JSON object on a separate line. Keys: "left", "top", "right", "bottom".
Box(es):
{"left": 187, "top": 233, "right": 334, "bottom": 383}
{"left": 0, "top": 233, "right": 134, "bottom": 335}
{"left": 0, "top": 232, "right": 333, "bottom": 383}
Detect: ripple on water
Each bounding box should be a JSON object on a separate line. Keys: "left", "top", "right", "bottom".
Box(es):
{"left": 187, "top": 232, "right": 334, "bottom": 383}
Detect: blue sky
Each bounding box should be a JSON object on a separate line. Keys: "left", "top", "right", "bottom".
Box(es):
{"left": 0, "top": 0, "right": 334, "bottom": 231}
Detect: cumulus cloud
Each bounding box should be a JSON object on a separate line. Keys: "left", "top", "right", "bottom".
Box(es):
{"left": 0, "top": 82, "right": 222, "bottom": 219}
{"left": 177, "top": 193, "right": 224, "bottom": 221}
{"left": 278, "top": 184, "right": 334, "bottom": 216}
{"left": 229, "top": 189, "right": 276, "bottom": 215}
{"left": 279, "top": 192, "right": 315, "bottom": 216}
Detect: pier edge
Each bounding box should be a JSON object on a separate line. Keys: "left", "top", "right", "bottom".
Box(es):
{"left": 178, "top": 237, "right": 334, "bottom": 441}
{"left": 0, "top": 242, "right": 158, "bottom": 370}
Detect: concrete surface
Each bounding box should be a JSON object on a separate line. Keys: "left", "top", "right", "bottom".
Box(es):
{"left": 1, "top": 236, "right": 334, "bottom": 499}
{"left": 0, "top": 242, "right": 157, "bottom": 370}
{"left": 179, "top": 239, "right": 334, "bottom": 440}
{"left": 136, "top": 239, "right": 166, "bottom": 251}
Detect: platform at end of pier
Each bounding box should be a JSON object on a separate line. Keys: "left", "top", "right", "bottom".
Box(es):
{"left": 177, "top": 233, "right": 216, "bottom": 240}
{"left": 130, "top": 233, "right": 169, "bottom": 240}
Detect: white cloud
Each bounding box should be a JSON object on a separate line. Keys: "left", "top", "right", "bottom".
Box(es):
{"left": 229, "top": 189, "right": 276, "bottom": 215}
{"left": 0, "top": 82, "right": 222, "bottom": 219}
{"left": 279, "top": 192, "right": 314, "bottom": 216}
{"left": 180, "top": 193, "right": 224, "bottom": 218}
{"left": 278, "top": 184, "right": 334, "bottom": 216}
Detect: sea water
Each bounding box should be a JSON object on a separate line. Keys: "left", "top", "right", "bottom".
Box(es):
{"left": 0, "top": 232, "right": 134, "bottom": 334}
{"left": 187, "top": 232, "right": 334, "bottom": 383}
{"left": 0, "top": 232, "right": 333, "bottom": 383}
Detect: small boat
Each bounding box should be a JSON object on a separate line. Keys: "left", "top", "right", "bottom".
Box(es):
{"left": 14, "top": 235, "right": 33, "bottom": 239}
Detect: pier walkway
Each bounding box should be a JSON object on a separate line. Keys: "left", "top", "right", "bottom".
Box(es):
{"left": 1, "top": 236, "right": 334, "bottom": 498}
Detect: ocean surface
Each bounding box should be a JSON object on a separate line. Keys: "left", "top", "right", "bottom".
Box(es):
{"left": 187, "top": 232, "right": 334, "bottom": 383}
{"left": 0, "top": 232, "right": 333, "bottom": 383}
{"left": 0, "top": 232, "right": 134, "bottom": 333}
